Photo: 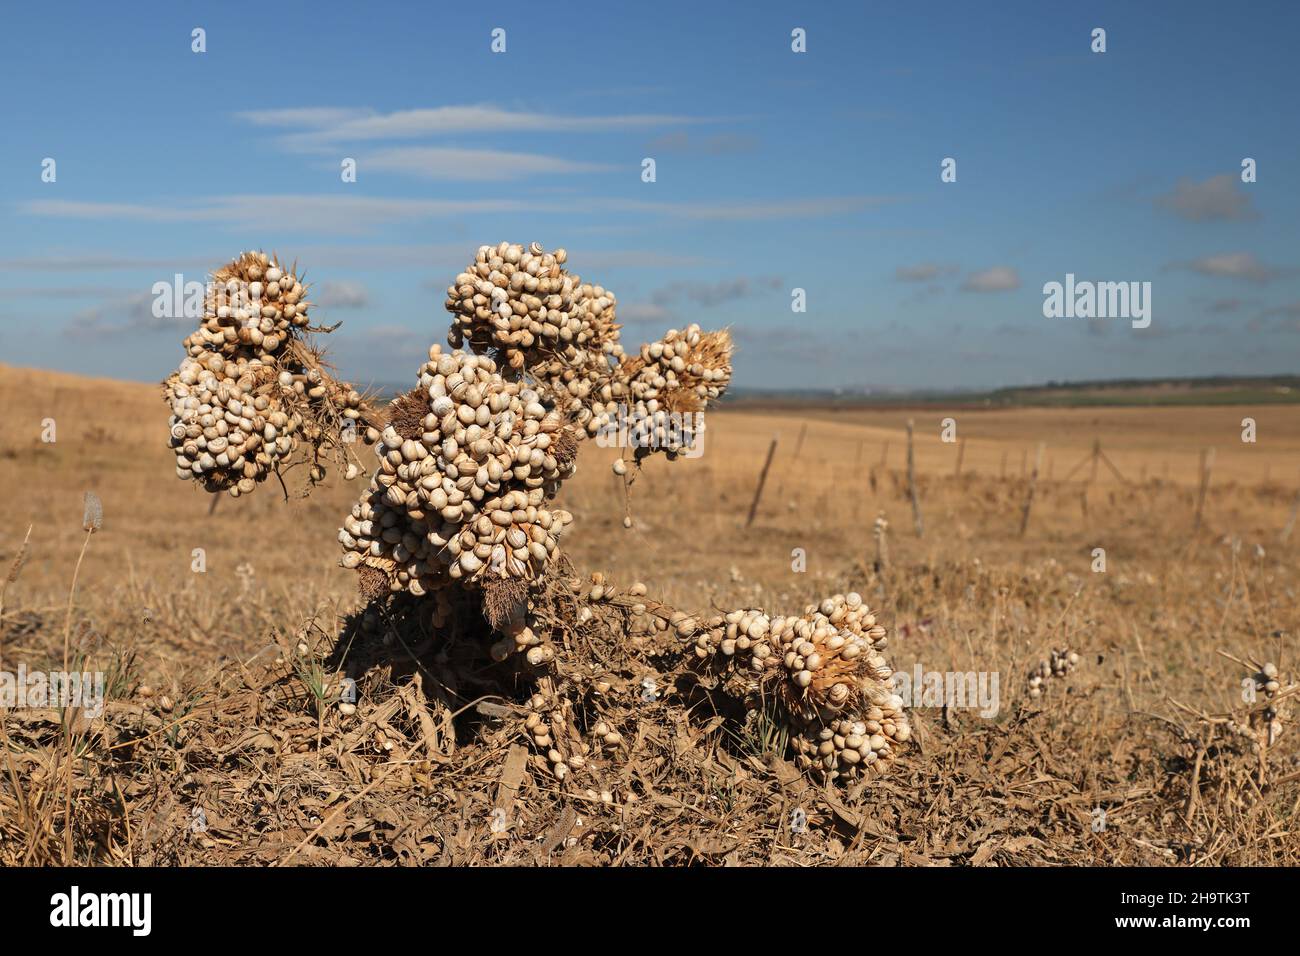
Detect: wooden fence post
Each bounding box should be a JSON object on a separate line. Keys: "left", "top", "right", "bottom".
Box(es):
{"left": 907, "top": 419, "right": 924, "bottom": 537}
{"left": 745, "top": 436, "right": 779, "bottom": 528}
{"left": 1019, "top": 442, "right": 1045, "bottom": 537}
{"left": 1193, "top": 447, "right": 1215, "bottom": 533}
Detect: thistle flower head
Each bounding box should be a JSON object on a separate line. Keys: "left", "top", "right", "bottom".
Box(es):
{"left": 82, "top": 491, "right": 103, "bottom": 533}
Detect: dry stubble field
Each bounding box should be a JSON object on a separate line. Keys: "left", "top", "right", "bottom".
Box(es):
{"left": 1, "top": 361, "right": 1298, "bottom": 865}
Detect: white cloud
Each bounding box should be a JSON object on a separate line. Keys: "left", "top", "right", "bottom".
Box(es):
{"left": 651, "top": 276, "right": 783, "bottom": 308}
{"left": 314, "top": 280, "right": 369, "bottom": 309}
{"left": 64, "top": 292, "right": 178, "bottom": 338}
{"left": 292, "top": 243, "right": 477, "bottom": 270}
{"left": 330, "top": 323, "right": 428, "bottom": 382}
{"left": 0, "top": 284, "right": 138, "bottom": 298}
{"left": 21, "top": 195, "right": 556, "bottom": 234}
{"left": 1172, "top": 251, "right": 1293, "bottom": 283}
{"left": 237, "top": 104, "right": 716, "bottom": 150}
{"left": 961, "top": 266, "right": 1020, "bottom": 292}
{"left": 605, "top": 196, "right": 900, "bottom": 221}
{"left": 237, "top": 107, "right": 374, "bottom": 128}
{"left": 1155, "top": 174, "right": 1258, "bottom": 222}
{"left": 0, "top": 254, "right": 218, "bottom": 272}
{"left": 360, "top": 146, "right": 615, "bottom": 181}
{"left": 616, "top": 303, "right": 674, "bottom": 326}
{"left": 569, "top": 250, "right": 715, "bottom": 269}
{"left": 22, "top": 194, "right": 892, "bottom": 232}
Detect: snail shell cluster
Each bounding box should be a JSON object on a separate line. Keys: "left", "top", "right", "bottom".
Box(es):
{"left": 490, "top": 620, "right": 554, "bottom": 666}
{"left": 1255, "top": 661, "right": 1283, "bottom": 700}
{"left": 590, "top": 718, "right": 626, "bottom": 750}
{"left": 523, "top": 694, "right": 588, "bottom": 781}
{"left": 591, "top": 323, "right": 732, "bottom": 460}
{"left": 791, "top": 684, "right": 911, "bottom": 782}
{"left": 444, "top": 242, "right": 625, "bottom": 384}
{"left": 696, "top": 592, "right": 891, "bottom": 721}
{"left": 339, "top": 345, "right": 574, "bottom": 595}
{"left": 688, "top": 591, "right": 910, "bottom": 780}
{"left": 444, "top": 244, "right": 732, "bottom": 459}
{"left": 1227, "top": 662, "right": 1289, "bottom": 752}
{"left": 1026, "top": 647, "right": 1079, "bottom": 699}
{"left": 184, "top": 252, "right": 310, "bottom": 362}
{"left": 166, "top": 352, "right": 302, "bottom": 494}
{"left": 166, "top": 252, "right": 372, "bottom": 497}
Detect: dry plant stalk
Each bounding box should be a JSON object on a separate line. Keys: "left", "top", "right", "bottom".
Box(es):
{"left": 0, "top": 524, "right": 32, "bottom": 654}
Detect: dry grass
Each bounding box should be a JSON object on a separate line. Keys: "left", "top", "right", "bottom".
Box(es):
{"left": 1, "top": 362, "right": 1297, "bottom": 865}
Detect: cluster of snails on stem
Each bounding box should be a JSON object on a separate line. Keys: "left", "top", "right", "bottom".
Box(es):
{"left": 164, "top": 251, "right": 377, "bottom": 498}
{"left": 164, "top": 242, "right": 917, "bottom": 788}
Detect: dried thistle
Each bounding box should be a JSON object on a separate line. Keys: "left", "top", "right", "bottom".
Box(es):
{"left": 82, "top": 492, "right": 103, "bottom": 534}
{"left": 356, "top": 565, "right": 390, "bottom": 605}
{"left": 483, "top": 576, "right": 530, "bottom": 631}
{"left": 386, "top": 387, "right": 430, "bottom": 442}
{"left": 0, "top": 524, "right": 33, "bottom": 649}
{"left": 4, "top": 524, "right": 31, "bottom": 588}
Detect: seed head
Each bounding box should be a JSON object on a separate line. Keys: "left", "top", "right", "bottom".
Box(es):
{"left": 82, "top": 492, "right": 103, "bottom": 533}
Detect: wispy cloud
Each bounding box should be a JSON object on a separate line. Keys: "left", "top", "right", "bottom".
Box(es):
{"left": 23, "top": 194, "right": 891, "bottom": 232}
{"left": 0, "top": 284, "right": 138, "bottom": 298}
{"left": 331, "top": 323, "right": 430, "bottom": 384}
{"left": 569, "top": 249, "right": 716, "bottom": 269}
{"left": 1168, "top": 251, "right": 1295, "bottom": 283}
{"left": 64, "top": 292, "right": 181, "bottom": 338}
{"left": 895, "top": 262, "right": 957, "bottom": 282}
{"left": 1246, "top": 303, "right": 1300, "bottom": 334}
{"left": 21, "top": 195, "right": 556, "bottom": 234}
{"left": 1204, "top": 297, "right": 1252, "bottom": 314}
{"left": 1155, "top": 174, "right": 1259, "bottom": 222}
{"left": 616, "top": 303, "right": 674, "bottom": 328}
{"left": 238, "top": 105, "right": 719, "bottom": 151}
{"left": 359, "top": 146, "right": 616, "bottom": 181}
{"left": 1258, "top": 302, "right": 1300, "bottom": 333}
{"left": 237, "top": 107, "right": 374, "bottom": 128}
{"left": 618, "top": 276, "right": 783, "bottom": 331}
{"left": 0, "top": 254, "right": 218, "bottom": 272}
{"left": 730, "top": 324, "right": 849, "bottom": 366}
{"left": 605, "top": 196, "right": 901, "bottom": 220}
{"left": 650, "top": 276, "right": 783, "bottom": 308}
{"left": 314, "top": 280, "right": 369, "bottom": 309}
{"left": 961, "top": 266, "right": 1020, "bottom": 292}
{"left": 296, "top": 243, "right": 478, "bottom": 270}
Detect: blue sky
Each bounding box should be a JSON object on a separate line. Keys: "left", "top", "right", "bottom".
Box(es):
{"left": 1, "top": 0, "right": 1297, "bottom": 391}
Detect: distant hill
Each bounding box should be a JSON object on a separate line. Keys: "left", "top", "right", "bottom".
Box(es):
{"left": 2, "top": 364, "right": 1295, "bottom": 410}
{"left": 726, "top": 375, "right": 1300, "bottom": 408}
{"left": 982, "top": 375, "right": 1300, "bottom": 407}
